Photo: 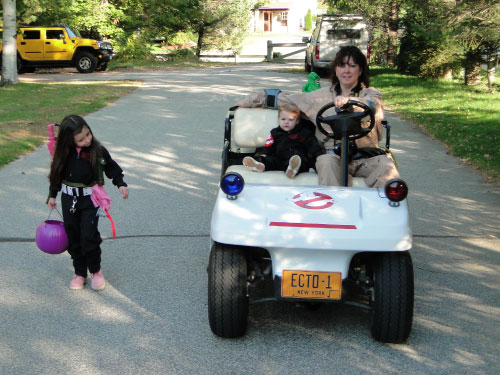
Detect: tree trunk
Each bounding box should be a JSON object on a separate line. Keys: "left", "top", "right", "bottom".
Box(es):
{"left": 386, "top": 1, "right": 400, "bottom": 67}
{"left": 196, "top": 25, "right": 205, "bottom": 58}
{"left": 1, "top": 0, "right": 19, "bottom": 87}
{"left": 464, "top": 49, "right": 482, "bottom": 86}
{"left": 486, "top": 49, "right": 497, "bottom": 89}
{"left": 443, "top": 69, "right": 453, "bottom": 80}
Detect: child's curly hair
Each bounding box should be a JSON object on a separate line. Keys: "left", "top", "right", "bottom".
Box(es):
{"left": 278, "top": 103, "right": 301, "bottom": 117}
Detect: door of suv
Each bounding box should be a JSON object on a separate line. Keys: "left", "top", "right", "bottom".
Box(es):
{"left": 19, "top": 29, "right": 44, "bottom": 61}
{"left": 44, "top": 29, "right": 73, "bottom": 61}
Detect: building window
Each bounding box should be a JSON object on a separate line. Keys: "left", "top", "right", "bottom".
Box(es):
{"left": 280, "top": 11, "right": 288, "bottom": 26}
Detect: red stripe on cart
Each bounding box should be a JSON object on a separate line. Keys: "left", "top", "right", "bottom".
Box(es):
{"left": 269, "top": 222, "right": 357, "bottom": 229}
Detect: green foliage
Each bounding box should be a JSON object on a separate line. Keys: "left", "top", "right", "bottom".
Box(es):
{"left": 169, "top": 31, "right": 198, "bottom": 46}
{"left": 396, "top": 1, "right": 458, "bottom": 77}
{"left": 305, "top": 9, "right": 313, "bottom": 31}
{"left": 397, "top": 0, "right": 500, "bottom": 83}
{"left": 1, "top": 0, "right": 260, "bottom": 61}
{"left": 325, "top": 0, "right": 500, "bottom": 82}
{"left": 167, "top": 48, "right": 198, "bottom": 62}
{"left": 114, "top": 34, "right": 154, "bottom": 62}
{"left": 189, "top": 0, "right": 254, "bottom": 55}
{"left": 13, "top": 0, "right": 126, "bottom": 39}
{"left": 371, "top": 66, "right": 500, "bottom": 180}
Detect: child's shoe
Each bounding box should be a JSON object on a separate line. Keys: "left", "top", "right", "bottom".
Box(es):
{"left": 90, "top": 269, "right": 106, "bottom": 291}
{"left": 286, "top": 155, "right": 301, "bottom": 178}
{"left": 69, "top": 275, "right": 86, "bottom": 290}
{"left": 243, "top": 156, "right": 265, "bottom": 172}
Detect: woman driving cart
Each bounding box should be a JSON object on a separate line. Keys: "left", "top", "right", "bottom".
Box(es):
{"left": 236, "top": 45, "right": 399, "bottom": 188}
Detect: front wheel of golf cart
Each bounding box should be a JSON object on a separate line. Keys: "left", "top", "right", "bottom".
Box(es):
{"left": 208, "top": 243, "right": 249, "bottom": 338}
{"left": 370, "top": 252, "right": 414, "bottom": 343}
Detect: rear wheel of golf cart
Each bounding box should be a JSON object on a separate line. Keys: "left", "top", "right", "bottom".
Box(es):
{"left": 370, "top": 252, "right": 414, "bottom": 343}
{"left": 208, "top": 242, "right": 249, "bottom": 338}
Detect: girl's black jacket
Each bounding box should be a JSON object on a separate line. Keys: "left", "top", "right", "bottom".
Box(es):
{"left": 49, "top": 146, "right": 127, "bottom": 199}
{"left": 262, "top": 121, "right": 323, "bottom": 162}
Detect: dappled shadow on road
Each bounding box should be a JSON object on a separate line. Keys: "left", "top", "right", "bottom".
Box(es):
{"left": 1, "top": 66, "right": 499, "bottom": 374}
{"left": 2, "top": 234, "right": 498, "bottom": 374}
{"left": 384, "top": 111, "right": 500, "bottom": 238}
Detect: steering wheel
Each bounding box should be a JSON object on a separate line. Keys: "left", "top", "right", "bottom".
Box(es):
{"left": 315, "top": 99, "right": 376, "bottom": 140}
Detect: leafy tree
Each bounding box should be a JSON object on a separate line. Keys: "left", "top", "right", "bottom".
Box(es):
{"left": 187, "top": 0, "right": 254, "bottom": 57}
{"left": 305, "top": 9, "right": 312, "bottom": 31}
{"left": 398, "top": 0, "right": 500, "bottom": 85}
{"left": 397, "top": 0, "right": 458, "bottom": 78}
{"left": 0, "top": 0, "right": 125, "bottom": 39}
{"left": 449, "top": 0, "right": 500, "bottom": 85}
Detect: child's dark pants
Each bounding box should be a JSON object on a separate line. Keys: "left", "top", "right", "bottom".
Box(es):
{"left": 61, "top": 193, "right": 102, "bottom": 277}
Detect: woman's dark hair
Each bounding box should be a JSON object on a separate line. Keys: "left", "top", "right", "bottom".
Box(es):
{"left": 329, "top": 45, "right": 370, "bottom": 95}
{"left": 49, "top": 115, "right": 102, "bottom": 187}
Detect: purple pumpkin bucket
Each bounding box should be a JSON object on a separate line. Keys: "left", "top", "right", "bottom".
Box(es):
{"left": 35, "top": 220, "right": 68, "bottom": 254}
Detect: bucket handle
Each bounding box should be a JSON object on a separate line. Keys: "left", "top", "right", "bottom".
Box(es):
{"left": 47, "top": 208, "right": 64, "bottom": 221}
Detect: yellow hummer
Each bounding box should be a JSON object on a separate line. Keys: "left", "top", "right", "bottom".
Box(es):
{"left": 0, "top": 25, "right": 113, "bottom": 73}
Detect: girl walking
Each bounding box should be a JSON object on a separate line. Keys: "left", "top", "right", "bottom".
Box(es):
{"left": 47, "top": 115, "right": 128, "bottom": 291}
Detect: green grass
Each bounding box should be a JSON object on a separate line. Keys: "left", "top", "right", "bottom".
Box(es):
{"left": 370, "top": 67, "right": 500, "bottom": 182}
{"left": 0, "top": 81, "right": 140, "bottom": 167}
{"left": 1, "top": 63, "right": 499, "bottom": 183}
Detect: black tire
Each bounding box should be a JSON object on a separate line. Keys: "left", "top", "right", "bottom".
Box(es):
{"left": 21, "top": 66, "right": 36, "bottom": 73}
{"left": 370, "top": 252, "right": 414, "bottom": 343}
{"left": 305, "top": 56, "right": 311, "bottom": 73}
{"left": 16, "top": 56, "right": 23, "bottom": 74}
{"left": 75, "top": 51, "right": 98, "bottom": 73}
{"left": 208, "top": 242, "right": 249, "bottom": 338}
{"left": 96, "top": 62, "right": 108, "bottom": 72}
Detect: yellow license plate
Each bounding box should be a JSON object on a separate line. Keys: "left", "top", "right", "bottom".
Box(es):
{"left": 281, "top": 270, "right": 342, "bottom": 300}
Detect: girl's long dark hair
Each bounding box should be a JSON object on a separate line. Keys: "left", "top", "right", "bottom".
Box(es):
{"left": 330, "top": 45, "right": 370, "bottom": 96}
{"left": 48, "top": 115, "right": 102, "bottom": 187}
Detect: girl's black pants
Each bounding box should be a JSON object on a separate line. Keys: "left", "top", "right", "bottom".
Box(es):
{"left": 61, "top": 193, "right": 102, "bottom": 277}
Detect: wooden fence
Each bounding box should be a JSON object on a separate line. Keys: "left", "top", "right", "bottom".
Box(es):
{"left": 153, "top": 40, "right": 308, "bottom": 63}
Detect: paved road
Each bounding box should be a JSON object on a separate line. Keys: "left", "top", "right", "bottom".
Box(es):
{"left": 1, "top": 66, "right": 499, "bottom": 375}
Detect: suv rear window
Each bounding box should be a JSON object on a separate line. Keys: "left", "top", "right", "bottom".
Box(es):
{"left": 22, "top": 30, "right": 41, "bottom": 40}
{"left": 326, "top": 29, "right": 362, "bottom": 40}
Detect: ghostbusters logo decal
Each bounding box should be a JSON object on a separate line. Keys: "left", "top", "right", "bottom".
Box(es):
{"left": 291, "top": 191, "right": 334, "bottom": 210}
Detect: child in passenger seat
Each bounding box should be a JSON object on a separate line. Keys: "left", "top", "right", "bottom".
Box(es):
{"left": 243, "top": 104, "right": 323, "bottom": 178}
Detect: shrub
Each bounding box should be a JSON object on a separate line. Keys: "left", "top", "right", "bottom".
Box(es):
{"left": 114, "top": 34, "right": 154, "bottom": 62}
{"left": 167, "top": 48, "right": 198, "bottom": 62}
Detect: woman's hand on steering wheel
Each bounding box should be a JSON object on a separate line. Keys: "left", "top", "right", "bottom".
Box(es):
{"left": 334, "top": 96, "right": 362, "bottom": 109}
{"left": 333, "top": 95, "right": 350, "bottom": 108}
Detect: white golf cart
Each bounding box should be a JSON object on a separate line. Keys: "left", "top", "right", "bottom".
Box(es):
{"left": 208, "top": 98, "right": 414, "bottom": 343}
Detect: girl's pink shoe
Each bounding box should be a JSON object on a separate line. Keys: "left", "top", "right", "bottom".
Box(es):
{"left": 70, "top": 275, "right": 86, "bottom": 290}
{"left": 90, "top": 270, "right": 106, "bottom": 291}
